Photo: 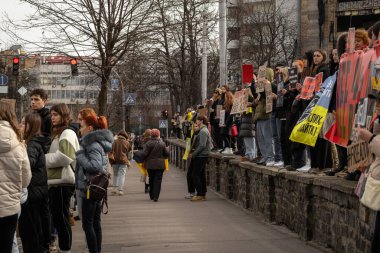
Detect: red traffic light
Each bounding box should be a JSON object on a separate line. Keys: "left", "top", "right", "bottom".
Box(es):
{"left": 13, "top": 57, "right": 19, "bottom": 64}
{"left": 70, "top": 59, "right": 77, "bottom": 65}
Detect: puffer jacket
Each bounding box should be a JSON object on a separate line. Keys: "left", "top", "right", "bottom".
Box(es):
{"left": 26, "top": 135, "right": 50, "bottom": 203}
{"left": 45, "top": 129, "right": 80, "bottom": 186}
{"left": 111, "top": 135, "right": 131, "bottom": 165}
{"left": 141, "top": 137, "right": 169, "bottom": 170}
{"left": 0, "top": 121, "right": 31, "bottom": 218}
{"left": 239, "top": 112, "right": 254, "bottom": 137}
{"left": 75, "top": 129, "right": 113, "bottom": 197}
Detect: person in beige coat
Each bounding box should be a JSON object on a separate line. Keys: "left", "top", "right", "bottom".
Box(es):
{"left": 0, "top": 101, "right": 31, "bottom": 253}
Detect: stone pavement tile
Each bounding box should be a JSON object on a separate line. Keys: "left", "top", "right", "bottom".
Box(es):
{"left": 71, "top": 162, "right": 322, "bottom": 253}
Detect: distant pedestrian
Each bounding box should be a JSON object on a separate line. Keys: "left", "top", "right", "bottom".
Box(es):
{"left": 110, "top": 130, "right": 131, "bottom": 196}
{"left": 75, "top": 110, "right": 113, "bottom": 253}
{"left": 0, "top": 101, "right": 31, "bottom": 253}
{"left": 140, "top": 129, "right": 169, "bottom": 201}
{"left": 188, "top": 115, "right": 211, "bottom": 201}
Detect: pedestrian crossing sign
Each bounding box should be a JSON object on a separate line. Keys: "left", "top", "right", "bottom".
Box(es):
{"left": 124, "top": 93, "right": 137, "bottom": 105}
{"left": 159, "top": 120, "right": 168, "bottom": 128}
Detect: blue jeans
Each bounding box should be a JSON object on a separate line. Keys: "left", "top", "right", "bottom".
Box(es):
{"left": 256, "top": 119, "right": 274, "bottom": 162}
{"left": 112, "top": 164, "right": 127, "bottom": 191}
{"left": 270, "top": 116, "right": 283, "bottom": 162}
{"left": 243, "top": 137, "right": 256, "bottom": 160}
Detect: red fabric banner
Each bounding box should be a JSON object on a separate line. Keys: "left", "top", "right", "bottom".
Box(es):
{"left": 242, "top": 64, "right": 253, "bottom": 85}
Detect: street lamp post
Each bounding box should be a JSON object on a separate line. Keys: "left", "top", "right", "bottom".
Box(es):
{"left": 112, "top": 68, "right": 126, "bottom": 130}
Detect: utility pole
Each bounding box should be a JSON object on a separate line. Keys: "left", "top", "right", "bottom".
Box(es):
{"left": 219, "top": 0, "right": 227, "bottom": 87}
{"left": 201, "top": 15, "right": 208, "bottom": 102}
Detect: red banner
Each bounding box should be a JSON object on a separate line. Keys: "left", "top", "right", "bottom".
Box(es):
{"left": 242, "top": 64, "right": 253, "bottom": 85}
{"left": 325, "top": 46, "right": 379, "bottom": 146}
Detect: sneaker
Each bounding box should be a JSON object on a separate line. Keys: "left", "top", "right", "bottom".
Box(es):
{"left": 296, "top": 165, "right": 311, "bottom": 173}
{"left": 117, "top": 191, "right": 124, "bottom": 196}
{"left": 221, "top": 148, "right": 233, "bottom": 155}
{"left": 256, "top": 159, "right": 266, "bottom": 165}
{"left": 184, "top": 193, "right": 195, "bottom": 199}
{"left": 251, "top": 157, "right": 262, "bottom": 163}
{"left": 273, "top": 161, "right": 284, "bottom": 167}
{"left": 190, "top": 196, "right": 206, "bottom": 201}
{"left": 265, "top": 161, "right": 275, "bottom": 167}
{"left": 111, "top": 188, "right": 118, "bottom": 194}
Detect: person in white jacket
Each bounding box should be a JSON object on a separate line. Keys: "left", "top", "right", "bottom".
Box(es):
{"left": 0, "top": 101, "right": 31, "bottom": 253}
{"left": 45, "top": 103, "right": 79, "bottom": 253}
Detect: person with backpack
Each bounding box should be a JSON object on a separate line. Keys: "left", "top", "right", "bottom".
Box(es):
{"left": 45, "top": 104, "right": 80, "bottom": 253}
{"left": 75, "top": 110, "right": 113, "bottom": 253}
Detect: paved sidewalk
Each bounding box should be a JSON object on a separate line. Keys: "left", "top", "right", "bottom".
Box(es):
{"left": 71, "top": 163, "right": 322, "bottom": 253}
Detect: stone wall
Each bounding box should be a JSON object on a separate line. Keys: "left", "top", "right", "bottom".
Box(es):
{"left": 167, "top": 139, "right": 376, "bottom": 253}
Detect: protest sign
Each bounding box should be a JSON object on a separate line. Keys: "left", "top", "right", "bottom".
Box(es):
{"left": 299, "top": 72, "right": 323, "bottom": 100}
{"left": 265, "top": 81, "right": 273, "bottom": 113}
{"left": 347, "top": 28, "right": 355, "bottom": 53}
{"left": 290, "top": 73, "right": 336, "bottom": 147}
{"left": 198, "top": 108, "right": 208, "bottom": 117}
{"left": 257, "top": 65, "right": 266, "bottom": 93}
{"left": 276, "top": 73, "right": 284, "bottom": 107}
{"left": 347, "top": 140, "right": 374, "bottom": 172}
{"left": 371, "top": 52, "right": 380, "bottom": 91}
{"left": 288, "top": 67, "right": 298, "bottom": 89}
{"left": 242, "top": 64, "right": 253, "bottom": 85}
{"left": 231, "top": 89, "right": 249, "bottom": 115}
{"left": 215, "top": 105, "right": 223, "bottom": 119}
{"left": 219, "top": 110, "right": 226, "bottom": 127}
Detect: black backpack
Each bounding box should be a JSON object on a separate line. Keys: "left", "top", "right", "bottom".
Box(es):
{"left": 87, "top": 172, "right": 110, "bottom": 214}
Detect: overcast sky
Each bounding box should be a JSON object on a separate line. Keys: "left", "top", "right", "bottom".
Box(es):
{"left": 0, "top": 0, "right": 40, "bottom": 51}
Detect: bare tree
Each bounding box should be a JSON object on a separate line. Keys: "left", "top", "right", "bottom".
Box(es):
{"left": 149, "top": 0, "right": 219, "bottom": 112}
{"left": 3, "top": 0, "right": 156, "bottom": 115}
{"left": 227, "top": 0, "right": 298, "bottom": 70}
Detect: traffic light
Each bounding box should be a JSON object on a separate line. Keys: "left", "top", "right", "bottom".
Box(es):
{"left": 12, "top": 57, "right": 19, "bottom": 75}
{"left": 70, "top": 58, "right": 78, "bottom": 76}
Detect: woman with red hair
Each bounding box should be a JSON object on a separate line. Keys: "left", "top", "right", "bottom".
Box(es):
{"left": 140, "top": 128, "right": 169, "bottom": 201}
{"left": 75, "top": 109, "right": 113, "bottom": 253}
{"left": 218, "top": 84, "right": 234, "bottom": 154}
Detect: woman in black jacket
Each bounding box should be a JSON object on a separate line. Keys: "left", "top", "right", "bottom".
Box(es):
{"left": 19, "top": 112, "right": 51, "bottom": 253}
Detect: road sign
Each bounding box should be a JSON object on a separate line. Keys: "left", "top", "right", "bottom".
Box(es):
{"left": 18, "top": 86, "right": 27, "bottom": 96}
{"left": 159, "top": 120, "right": 168, "bottom": 129}
{"left": 124, "top": 93, "right": 137, "bottom": 105}
{"left": 0, "top": 86, "right": 8, "bottom": 94}
{"left": 111, "top": 79, "right": 119, "bottom": 90}
{"left": 0, "top": 74, "right": 8, "bottom": 86}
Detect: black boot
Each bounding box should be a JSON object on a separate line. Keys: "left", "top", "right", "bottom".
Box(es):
{"left": 145, "top": 183, "right": 149, "bottom": 194}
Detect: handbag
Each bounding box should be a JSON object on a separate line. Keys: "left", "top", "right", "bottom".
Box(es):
{"left": 360, "top": 169, "right": 380, "bottom": 211}
{"left": 87, "top": 172, "right": 110, "bottom": 214}
{"left": 231, "top": 124, "right": 238, "bottom": 137}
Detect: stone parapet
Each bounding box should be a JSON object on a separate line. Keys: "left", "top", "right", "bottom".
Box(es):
{"left": 166, "top": 139, "right": 375, "bottom": 253}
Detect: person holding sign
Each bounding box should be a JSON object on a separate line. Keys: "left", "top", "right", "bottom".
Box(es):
{"left": 218, "top": 85, "right": 234, "bottom": 155}
{"left": 252, "top": 69, "right": 275, "bottom": 166}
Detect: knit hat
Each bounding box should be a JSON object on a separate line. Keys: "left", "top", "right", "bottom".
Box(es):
{"left": 151, "top": 128, "right": 160, "bottom": 137}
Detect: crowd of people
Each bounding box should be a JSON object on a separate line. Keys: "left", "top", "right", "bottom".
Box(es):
{"left": 0, "top": 87, "right": 175, "bottom": 253}
{"left": 171, "top": 23, "right": 380, "bottom": 180}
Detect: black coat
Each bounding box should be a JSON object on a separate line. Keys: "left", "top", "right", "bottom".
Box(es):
{"left": 26, "top": 136, "right": 50, "bottom": 203}
{"left": 37, "top": 107, "right": 52, "bottom": 137}
{"left": 239, "top": 113, "right": 254, "bottom": 137}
